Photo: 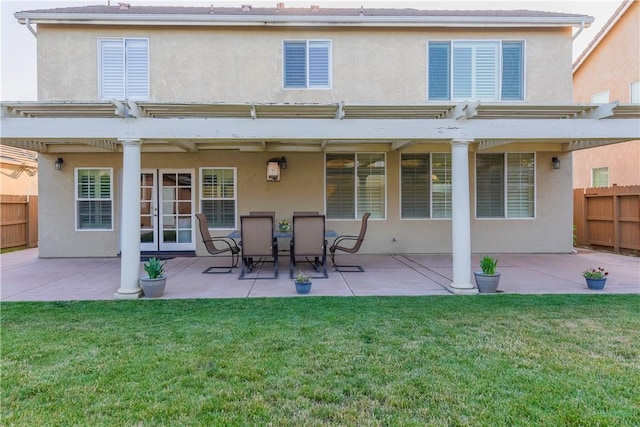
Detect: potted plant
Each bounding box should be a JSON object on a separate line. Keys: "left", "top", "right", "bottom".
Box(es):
{"left": 292, "top": 270, "right": 312, "bottom": 294}
{"left": 278, "top": 218, "right": 291, "bottom": 232}
{"left": 474, "top": 255, "right": 501, "bottom": 293}
{"left": 582, "top": 267, "right": 608, "bottom": 290}
{"left": 140, "top": 257, "right": 167, "bottom": 298}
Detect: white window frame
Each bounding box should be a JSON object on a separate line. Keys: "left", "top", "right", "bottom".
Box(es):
{"left": 475, "top": 153, "right": 536, "bottom": 220}
{"left": 399, "top": 153, "right": 452, "bottom": 220}
{"left": 426, "top": 39, "right": 526, "bottom": 102}
{"left": 283, "top": 40, "right": 332, "bottom": 90}
{"left": 324, "top": 153, "right": 386, "bottom": 220}
{"left": 98, "top": 37, "right": 149, "bottom": 101}
{"left": 591, "top": 90, "right": 609, "bottom": 104}
{"left": 630, "top": 81, "right": 639, "bottom": 104}
{"left": 591, "top": 167, "right": 609, "bottom": 188}
{"left": 199, "top": 167, "right": 238, "bottom": 230}
{"left": 75, "top": 167, "right": 114, "bottom": 231}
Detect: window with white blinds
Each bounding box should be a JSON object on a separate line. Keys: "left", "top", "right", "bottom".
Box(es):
{"left": 400, "top": 153, "right": 452, "bottom": 219}
{"left": 326, "top": 153, "right": 385, "bottom": 219}
{"left": 476, "top": 153, "right": 535, "bottom": 219}
{"left": 200, "top": 168, "right": 237, "bottom": 229}
{"left": 592, "top": 167, "right": 609, "bottom": 188}
{"left": 99, "top": 38, "right": 149, "bottom": 100}
{"left": 75, "top": 168, "right": 113, "bottom": 230}
{"left": 428, "top": 40, "right": 524, "bottom": 101}
{"left": 283, "top": 40, "right": 331, "bottom": 89}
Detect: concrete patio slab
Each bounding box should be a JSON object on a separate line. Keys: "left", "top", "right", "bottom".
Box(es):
{"left": 1, "top": 248, "right": 638, "bottom": 301}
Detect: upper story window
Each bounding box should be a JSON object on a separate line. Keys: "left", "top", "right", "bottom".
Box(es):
{"left": 99, "top": 38, "right": 149, "bottom": 101}
{"left": 326, "top": 153, "right": 385, "bottom": 220}
{"left": 428, "top": 40, "right": 524, "bottom": 102}
{"left": 592, "top": 167, "right": 609, "bottom": 188}
{"left": 283, "top": 40, "right": 331, "bottom": 89}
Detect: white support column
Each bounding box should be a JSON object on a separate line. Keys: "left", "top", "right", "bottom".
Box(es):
{"left": 114, "top": 139, "right": 143, "bottom": 299}
{"left": 450, "top": 139, "right": 477, "bottom": 293}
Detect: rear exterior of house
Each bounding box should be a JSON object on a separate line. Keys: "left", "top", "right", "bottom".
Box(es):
{"left": 2, "top": 4, "right": 638, "bottom": 294}
{"left": 573, "top": 0, "right": 640, "bottom": 188}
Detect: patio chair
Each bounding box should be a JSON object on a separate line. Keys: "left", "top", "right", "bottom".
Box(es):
{"left": 329, "top": 212, "right": 371, "bottom": 272}
{"left": 195, "top": 213, "right": 240, "bottom": 274}
{"left": 239, "top": 215, "right": 278, "bottom": 279}
{"left": 289, "top": 214, "right": 328, "bottom": 279}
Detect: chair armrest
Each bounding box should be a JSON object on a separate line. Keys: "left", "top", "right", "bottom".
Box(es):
{"left": 331, "top": 235, "right": 358, "bottom": 248}
{"left": 212, "top": 236, "right": 238, "bottom": 246}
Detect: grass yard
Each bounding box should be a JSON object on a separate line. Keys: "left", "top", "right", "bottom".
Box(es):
{"left": 2, "top": 295, "right": 639, "bottom": 426}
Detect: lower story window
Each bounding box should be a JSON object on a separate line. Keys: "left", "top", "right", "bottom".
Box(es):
{"left": 76, "top": 168, "right": 113, "bottom": 230}
{"left": 401, "top": 153, "right": 452, "bottom": 219}
{"left": 476, "top": 153, "right": 535, "bottom": 218}
{"left": 200, "top": 168, "right": 237, "bottom": 229}
{"left": 326, "top": 153, "right": 385, "bottom": 219}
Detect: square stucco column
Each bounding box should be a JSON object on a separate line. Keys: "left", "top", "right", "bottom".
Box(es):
{"left": 450, "top": 140, "right": 477, "bottom": 293}
{"left": 114, "top": 139, "right": 143, "bottom": 299}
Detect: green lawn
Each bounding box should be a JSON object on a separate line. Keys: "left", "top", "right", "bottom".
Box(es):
{"left": 2, "top": 295, "right": 639, "bottom": 426}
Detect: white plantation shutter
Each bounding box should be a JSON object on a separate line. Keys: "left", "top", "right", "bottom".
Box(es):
{"left": 452, "top": 45, "right": 472, "bottom": 99}
{"left": 476, "top": 154, "right": 504, "bottom": 218}
{"left": 125, "top": 39, "right": 149, "bottom": 100}
{"left": 475, "top": 44, "right": 499, "bottom": 100}
{"left": 100, "top": 40, "right": 124, "bottom": 100}
{"left": 76, "top": 169, "right": 113, "bottom": 230}
{"left": 99, "top": 38, "right": 148, "bottom": 100}
{"left": 308, "top": 41, "right": 330, "bottom": 88}
{"left": 326, "top": 154, "right": 355, "bottom": 219}
{"left": 200, "top": 168, "right": 237, "bottom": 229}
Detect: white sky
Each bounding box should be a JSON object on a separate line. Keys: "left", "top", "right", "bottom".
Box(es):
{"left": 0, "top": 0, "right": 624, "bottom": 101}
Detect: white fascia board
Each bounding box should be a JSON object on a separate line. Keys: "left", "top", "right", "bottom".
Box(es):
{"left": 2, "top": 117, "right": 638, "bottom": 142}
{"left": 15, "top": 12, "right": 594, "bottom": 28}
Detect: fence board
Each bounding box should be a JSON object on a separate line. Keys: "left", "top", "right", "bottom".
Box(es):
{"left": 1, "top": 195, "right": 38, "bottom": 249}
{"left": 573, "top": 186, "right": 640, "bottom": 253}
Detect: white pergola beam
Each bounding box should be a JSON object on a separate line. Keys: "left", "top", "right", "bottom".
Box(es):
{"left": 477, "top": 140, "right": 513, "bottom": 150}
{"left": 167, "top": 139, "right": 198, "bottom": 152}
{"left": 3, "top": 117, "right": 639, "bottom": 142}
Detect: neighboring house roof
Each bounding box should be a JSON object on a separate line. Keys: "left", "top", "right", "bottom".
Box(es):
{"left": 573, "top": 0, "right": 634, "bottom": 73}
{"left": 0, "top": 145, "right": 37, "bottom": 167}
{"left": 15, "top": 5, "right": 593, "bottom": 28}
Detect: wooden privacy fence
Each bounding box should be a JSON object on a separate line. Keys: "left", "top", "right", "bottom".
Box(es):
{"left": 573, "top": 186, "right": 640, "bottom": 253}
{"left": 0, "top": 195, "right": 38, "bottom": 249}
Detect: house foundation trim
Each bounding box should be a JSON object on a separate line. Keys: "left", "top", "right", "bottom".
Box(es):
{"left": 114, "top": 139, "right": 143, "bottom": 299}
{"left": 450, "top": 139, "right": 476, "bottom": 293}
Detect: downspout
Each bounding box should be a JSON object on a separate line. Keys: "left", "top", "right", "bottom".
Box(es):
{"left": 572, "top": 20, "right": 585, "bottom": 41}
{"left": 24, "top": 18, "right": 37, "bottom": 38}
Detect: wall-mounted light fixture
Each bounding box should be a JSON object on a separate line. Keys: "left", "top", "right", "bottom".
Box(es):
{"left": 551, "top": 156, "right": 560, "bottom": 170}
{"left": 267, "top": 157, "right": 287, "bottom": 181}
{"left": 55, "top": 157, "right": 64, "bottom": 171}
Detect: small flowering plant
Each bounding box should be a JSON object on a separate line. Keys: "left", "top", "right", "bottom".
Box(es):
{"left": 278, "top": 218, "right": 290, "bottom": 232}
{"left": 582, "top": 267, "right": 609, "bottom": 279}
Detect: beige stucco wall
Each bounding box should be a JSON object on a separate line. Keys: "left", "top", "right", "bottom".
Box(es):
{"left": 573, "top": 1, "right": 640, "bottom": 188}
{"left": 37, "top": 25, "right": 573, "bottom": 103}
{"left": 38, "top": 148, "right": 573, "bottom": 258}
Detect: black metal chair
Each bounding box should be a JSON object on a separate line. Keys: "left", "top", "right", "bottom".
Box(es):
{"left": 329, "top": 212, "right": 371, "bottom": 272}
{"left": 290, "top": 214, "right": 328, "bottom": 279}
{"left": 239, "top": 215, "right": 278, "bottom": 279}
{"left": 195, "top": 213, "right": 240, "bottom": 274}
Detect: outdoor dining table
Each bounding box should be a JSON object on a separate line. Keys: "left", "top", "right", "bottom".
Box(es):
{"left": 227, "top": 229, "right": 338, "bottom": 239}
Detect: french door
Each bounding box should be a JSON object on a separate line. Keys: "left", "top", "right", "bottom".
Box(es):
{"left": 140, "top": 169, "right": 195, "bottom": 252}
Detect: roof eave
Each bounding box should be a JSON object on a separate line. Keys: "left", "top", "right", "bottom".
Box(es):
{"left": 15, "top": 12, "right": 594, "bottom": 28}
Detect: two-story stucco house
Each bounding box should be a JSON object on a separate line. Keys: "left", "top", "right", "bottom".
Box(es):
{"left": 1, "top": 4, "right": 639, "bottom": 297}
{"left": 573, "top": 0, "right": 640, "bottom": 188}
